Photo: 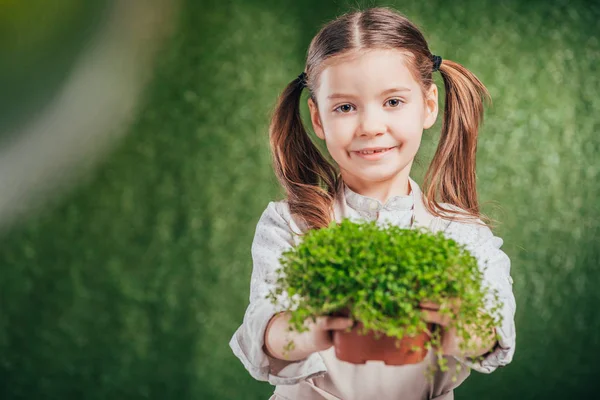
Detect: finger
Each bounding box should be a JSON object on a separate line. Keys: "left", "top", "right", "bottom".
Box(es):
{"left": 319, "top": 316, "right": 355, "bottom": 331}
{"left": 421, "top": 298, "right": 462, "bottom": 313}
{"left": 420, "top": 309, "right": 451, "bottom": 326}
{"left": 440, "top": 325, "right": 459, "bottom": 356}
{"left": 449, "top": 297, "right": 462, "bottom": 313}
{"left": 420, "top": 300, "right": 440, "bottom": 310}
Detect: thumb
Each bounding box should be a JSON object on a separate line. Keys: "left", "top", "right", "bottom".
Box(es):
{"left": 317, "top": 316, "right": 354, "bottom": 331}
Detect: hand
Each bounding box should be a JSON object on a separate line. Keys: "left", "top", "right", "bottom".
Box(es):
{"left": 419, "top": 298, "right": 497, "bottom": 357}
{"left": 263, "top": 312, "right": 354, "bottom": 361}
{"left": 419, "top": 298, "right": 462, "bottom": 356}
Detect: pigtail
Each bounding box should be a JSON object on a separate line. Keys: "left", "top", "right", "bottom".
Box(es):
{"left": 268, "top": 75, "right": 340, "bottom": 231}
{"left": 423, "top": 59, "right": 492, "bottom": 226}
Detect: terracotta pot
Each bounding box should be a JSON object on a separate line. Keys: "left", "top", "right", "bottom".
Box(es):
{"left": 332, "top": 321, "right": 434, "bottom": 365}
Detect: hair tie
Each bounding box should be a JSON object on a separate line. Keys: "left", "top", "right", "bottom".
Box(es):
{"left": 431, "top": 55, "right": 442, "bottom": 72}
{"left": 297, "top": 72, "right": 307, "bottom": 89}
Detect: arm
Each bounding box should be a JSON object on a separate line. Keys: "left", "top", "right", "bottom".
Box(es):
{"left": 443, "top": 220, "right": 517, "bottom": 374}
{"left": 263, "top": 310, "right": 353, "bottom": 362}
{"left": 228, "top": 201, "right": 328, "bottom": 385}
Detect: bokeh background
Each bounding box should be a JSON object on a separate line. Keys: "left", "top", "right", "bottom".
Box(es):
{"left": 0, "top": 0, "right": 598, "bottom": 398}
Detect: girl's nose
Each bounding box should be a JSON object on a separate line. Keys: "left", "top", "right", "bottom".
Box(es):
{"left": 359, "top": 107, "right": 386, "bottom": 137}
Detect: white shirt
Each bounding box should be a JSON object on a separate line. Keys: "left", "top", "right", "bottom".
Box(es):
{"left": 229, "top": 177, "right": 516, "bottom": 399}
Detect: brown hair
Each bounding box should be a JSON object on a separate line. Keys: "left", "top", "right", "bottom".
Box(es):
{"left": 269, "top": 7, "right": 491, "bottom": 231}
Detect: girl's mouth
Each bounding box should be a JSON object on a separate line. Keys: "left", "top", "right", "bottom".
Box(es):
{"left": 353, "top": 146, "right": 396, "bottom": 160}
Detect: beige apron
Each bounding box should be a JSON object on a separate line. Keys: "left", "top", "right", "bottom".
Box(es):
{"left": 270, "top": 346, "right": 468, "bottom": 400}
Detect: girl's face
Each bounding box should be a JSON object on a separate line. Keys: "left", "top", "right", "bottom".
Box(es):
{"left": 308, "top": 48, "right": 438, "bottom": 191}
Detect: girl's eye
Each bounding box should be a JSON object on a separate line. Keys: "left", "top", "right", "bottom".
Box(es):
{"left": 334, "top": 104, "right": 355, "bottom": 113}
{"left": 334, "top": 99, "right": 403, "bottom": 113}
{"left": 386, "top": 98, "right": 403, "bottom": 107}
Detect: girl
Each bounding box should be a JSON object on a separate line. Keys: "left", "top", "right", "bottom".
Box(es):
{"left": 229, "top": 7, "right": 516, "bottom": 400}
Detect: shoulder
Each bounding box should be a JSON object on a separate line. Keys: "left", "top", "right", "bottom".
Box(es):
{"left": 435, "top": 203, "right": 499, "bottom": 249}
{"left": 255, "top": 200, "right": 292, "bottom": 234}
{"left": 257, "top": 200, "right": 295, "bottom": 228}
{"left": 254, "top": 200, "right": 305, "bottom": 245}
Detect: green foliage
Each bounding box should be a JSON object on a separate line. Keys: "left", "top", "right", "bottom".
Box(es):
{"left": 267, "top": 218, "right": 503, "bottom": 380}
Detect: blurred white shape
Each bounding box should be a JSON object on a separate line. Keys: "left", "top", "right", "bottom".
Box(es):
{"left": 0, "top": 0, "right": 180, "bottom": 233}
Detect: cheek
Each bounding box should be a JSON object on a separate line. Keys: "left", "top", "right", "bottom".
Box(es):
{"left": 323, "top": 118, "right": 355, "bottom": 145}
{"left": 390, "top": 117, "right": 424, "bottom": 142}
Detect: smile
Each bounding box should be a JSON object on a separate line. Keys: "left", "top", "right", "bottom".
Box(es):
{"left": 353, "top": 146, "right": 397, "bottom": 160}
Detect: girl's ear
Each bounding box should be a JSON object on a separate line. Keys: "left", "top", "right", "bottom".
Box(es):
{"left": 423, "top": 83, "right": 439, "bottom": 130}
{"left": 308, "top": 97, "right": 326, "bottom": 140}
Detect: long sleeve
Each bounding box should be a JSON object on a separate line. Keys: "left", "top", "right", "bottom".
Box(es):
{"left": 441, "top": 219, "right": 517, "bottom": 374}
{"left": 229, "top": 201, "right": 328, "bottom": 386}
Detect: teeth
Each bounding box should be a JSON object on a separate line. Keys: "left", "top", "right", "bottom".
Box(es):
{"left": 359, "top": 148, "right": 390, "bottom": 155}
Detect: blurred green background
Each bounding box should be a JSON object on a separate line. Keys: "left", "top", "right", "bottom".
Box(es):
{"left": 0, "top": 0, "right": 599, "bottom": 399}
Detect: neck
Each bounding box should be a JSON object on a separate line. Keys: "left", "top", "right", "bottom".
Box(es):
{"left": 341, "top": 165, "right": 412, "bottom": 204}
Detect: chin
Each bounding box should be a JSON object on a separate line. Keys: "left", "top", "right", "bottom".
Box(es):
{"left": 355, "top": 171, "right": 398, "bottom": 183}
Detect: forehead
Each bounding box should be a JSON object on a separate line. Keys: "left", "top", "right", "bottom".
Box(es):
{"left": 316, "top": 49, "right": 419, "bottom": 98}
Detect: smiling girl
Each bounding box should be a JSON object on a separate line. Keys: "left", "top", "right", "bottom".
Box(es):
{"left": 230, "top": 7, "right": 516, "bottom": 399}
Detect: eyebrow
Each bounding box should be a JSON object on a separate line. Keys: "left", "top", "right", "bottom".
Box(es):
{"left": 326, "top": 87, "right": 411, "bottom": 100}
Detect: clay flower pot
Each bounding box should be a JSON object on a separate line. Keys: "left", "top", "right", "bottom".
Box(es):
{"left": 333, "top": 321, "right": 434, "bottom": 365}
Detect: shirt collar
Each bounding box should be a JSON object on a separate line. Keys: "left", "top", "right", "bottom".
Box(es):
{"left": 343, "top": 179, "right": 414, "bottom": 212}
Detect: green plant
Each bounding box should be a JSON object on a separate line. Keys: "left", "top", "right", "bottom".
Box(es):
{"left": 266, "top": 218, "right": 504, "bottom": 381}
